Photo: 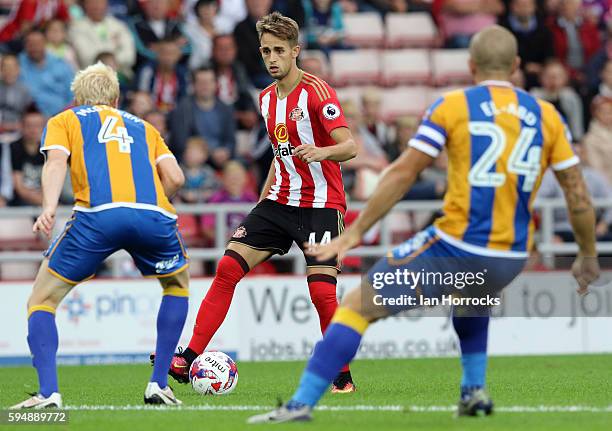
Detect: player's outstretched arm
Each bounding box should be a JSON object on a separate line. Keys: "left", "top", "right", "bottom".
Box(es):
{"left": 554, "top": 164, "right": 600, "bottom": 294}
{"left": 157, "top": 157, "right": 185, "bottom": 199}
{"left": 307, "top": 148, "right": 433, "bottom": 262}
{"left": 34, "top": 149, "right": 69, "bottom": 238}
{"left": 294, "top": 127, "right": 357, "bottom": 163}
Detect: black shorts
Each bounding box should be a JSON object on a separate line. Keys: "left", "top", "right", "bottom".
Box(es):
{"left": 229, "top": 199, "right": 345, "bottom": 269}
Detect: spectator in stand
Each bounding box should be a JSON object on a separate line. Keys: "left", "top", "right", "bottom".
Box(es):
{"left": 169, "top": 67, "right": 236, "bottom": 165}
{"left": 45, "top": 18, "right": 78, "bottom": 70}
{"left": 234, "top": 0, "right": 273, "bottom": 88}
{"left": 546, "top": 0, "right": 600, "bottom": 80}
{"left": 583, "top": 96, "right": 612, "bottom": 186}
{"left": 211, "top": 34, "right": 259, "bottom": 130}
{"left": 582, "top": 0, "right": 610, "bottom": 28}
{"left": 500, "top": 0, "right": 553, "bottom": 89}
{"left": 585, "top": 26, "right": 612, "bottom": 94}
{"left": 361, "top": 0, "right": 430, "bottom": 14}
{"left": 303, "top": 0, "right": 344, "bottom": 53}
{"left": 531, "top": 59, "right": 584, "bottom": 139}
{"left": 95, "top": 51, "right": 132, "bottom": 98}
{"left": 144, "top": 110, "right": 170, "bottom": 142}
{"left": 360, "top": 88, "right": 391, "bottom": 157}
{"left": 387, "top": 114, "right": 418, "bottom": 161}
{"left": 9, "top": 109, "right": 45, "bottom": 206}
{"left": 129, "top": 0, "right": 190, "bottom": 67}
{"left": 136, "top": 36, "right": 188, "bottom": 112}
{"left": 178, "top": 136, "right": 220, "bottom": 204}
{"left": 386, "top": 114, "right": 446, "bottom": 199}
{"left": 107, "top": 0, "right": 143, "bottom": 21}
{"left": 0, "top": 0, "right": 69, "bottom": 45}
{"left": 0, "top": 140, "right": 11, "bottom": 206}
{"left": 340, "top": 99, "right": 388, "bottom": 201}
{"left": 184, "top": 0, "right": 247, "bottom": 32}
{"left": 299, "top": 50, "right": 329, "bottom": 81}
{"left": 18, "top": 29, "right": 73, "bottom": 117}
{"left": 538, "top": 141, "right": 612, "bottom": 242}
{"left": 126, "top": 90, "right": 154, "bottom": 118}
{"left": 272, "top": 0, "right": 305, "bottom": 26}
{"left": 201, "top": 160, "right": 258, "bottom": 244}
{"left": 0, "top": 54, "right": 32, "bottom": 134}
{"left": 69, "top": 0, "right": 135, "bottom": 78}
{"left": 435, "top": 0, "right": 505, "bottom": 48}
{"left": 339, "top": 0, "right": 359, "bottom": 12}
{"left": 596, "top": 60, "right": 612, "bottom": 98}
{"left": 510, "top": 66, "right": 527, "bottom": 88}
{"left": 185, "top": 0, "right": 224, "bottom": 70}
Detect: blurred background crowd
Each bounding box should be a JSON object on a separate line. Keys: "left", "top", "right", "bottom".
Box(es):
{"left": 1, "top": 0, "right": 612, "bottom": 274}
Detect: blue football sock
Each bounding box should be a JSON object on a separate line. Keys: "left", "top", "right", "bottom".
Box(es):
{"left": 452, "top": 316, "right": 489, "bottom": 394}
{"left": 291, "top": 308, "right": 368, "bottom": 407}
{"left": 292, "top": 371, "right": 332, "bottom": 407}
{"left": 151, "top": 295, "right": 188, "bottom": 388}
{"left": 27, "top": 309, "right": 59, "bottom": 398}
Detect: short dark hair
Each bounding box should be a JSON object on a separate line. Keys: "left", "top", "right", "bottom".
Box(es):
{"left": 191, "top": 66, "right": 215, "bottom": 82}
{"left": 256, "top": 12, "right": 299, "bottom": 46}
{"left": 193, "top": 0, "right": 218, "bottom": 17}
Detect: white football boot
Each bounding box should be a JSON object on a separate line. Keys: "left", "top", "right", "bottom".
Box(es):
{"left": 144, "top": 382, "right": 182, "bottom": 406}
{"left": 10, "top": 392, "right": 63, "bottom": 409}
{"left": 247, "top": 401, "right": 312, "bottom": 424}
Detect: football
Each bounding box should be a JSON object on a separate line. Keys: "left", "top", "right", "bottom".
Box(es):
{"left": 189, "top": 351, "right": 238, "bottom": 395}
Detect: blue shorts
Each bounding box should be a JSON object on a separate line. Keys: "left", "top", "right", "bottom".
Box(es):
{"left": 366, "top": 226, "right": 527, "bottom": 315}
{"left": 44, "top": 208, "right": 189, "bottom": 284}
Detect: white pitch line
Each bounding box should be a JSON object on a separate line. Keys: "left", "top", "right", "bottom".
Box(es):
{"left": 62, "top": 405, "right": 612, "bottom": 413}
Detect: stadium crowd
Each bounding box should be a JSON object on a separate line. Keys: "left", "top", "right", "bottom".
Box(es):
{"left": 1, "top": 0, "right": 612, "bottom": 255}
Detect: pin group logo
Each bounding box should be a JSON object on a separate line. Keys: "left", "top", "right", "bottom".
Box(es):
{"left": 61, "top": 292, "right": 91, "bottom": 324}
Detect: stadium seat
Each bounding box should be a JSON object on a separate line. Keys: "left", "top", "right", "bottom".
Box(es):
{"left": 0, "top": 262, "right": 39, "bottom": 280}
{"left": 336, "top": 86, "right": 364, "bottom": 107}
{"left": 428, "top": 85, "right": 461, "bottom": 104}
{"left": 177, "top": 214, "right": 205, "bottom": 247}
{"left": 380, "top": 86, "right": 430, "bottom": 121}
{"left": 431, "top": 49, "right": 472, "bottom": 86}
{"left": 380, "top": 49, "right": 431, "bottom": 86}
{"left": 343, "top": 12, "right": 385, "bottom": 48}
{"left": 385, "top": 12, "right": 438, "bottom": 48}
{"left": 330, "top": 50, "right": 381, "bottom": 86}
{"left": 0, "top": 217, "right": 43, "bottom": 250}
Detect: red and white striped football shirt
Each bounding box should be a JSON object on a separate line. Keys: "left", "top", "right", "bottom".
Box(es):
{"left": 259, "top": 73, "right": 348, "bottom": 213}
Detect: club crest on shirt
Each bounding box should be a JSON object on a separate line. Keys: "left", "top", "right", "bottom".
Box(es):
{"left": 322, "top": 103, "right": 340, "bottom": 120}
{"left": 233, "top": 226, "right": 247, "bottom": 238}
{"left": 274, "top": 123, "right": 289, "bottom": 143}
{"left": 289, "top": 106, "right": 305, "bottom": 122}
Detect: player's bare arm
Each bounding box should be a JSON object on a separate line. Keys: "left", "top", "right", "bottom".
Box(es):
{"left": 554, "top": 164, "right": 600, "bottom": 294}
{"left": 294, "top": 127, "right": 357, "bottom": 164}
{"left": 157, "top": 156, "right": 185, "bottom": 199}
{"left": 259, "top": 162, "right": 276, "bottom": 202}
{"left": 33, "top": 149, "right": 69, "bottom": 238}
{"left": 307, "top": 148, "right": 434, "bottom": 262}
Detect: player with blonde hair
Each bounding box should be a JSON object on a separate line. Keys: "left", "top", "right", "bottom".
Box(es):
{"left": 11, "top": 62, "right": 189, "bottom": 408}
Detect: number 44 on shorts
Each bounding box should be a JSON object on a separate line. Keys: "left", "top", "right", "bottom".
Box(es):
{"left": 308, "top": 231, "right": 332, "bottom": 246}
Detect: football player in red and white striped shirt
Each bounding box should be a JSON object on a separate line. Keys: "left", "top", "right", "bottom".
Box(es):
{"left": 156, "top": 12, "right": 358, "bottom": 392}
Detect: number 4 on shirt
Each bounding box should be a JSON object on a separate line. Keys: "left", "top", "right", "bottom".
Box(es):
{"left": 98, "top": 116, "right": 134, "bottom": 154}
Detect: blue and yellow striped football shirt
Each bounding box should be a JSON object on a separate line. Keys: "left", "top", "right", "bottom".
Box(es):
{"left": 409, "top": 81, "right": 578, "bottom": 257}
{"left": 40, "top": 105, "right": 176, "bottom": 218}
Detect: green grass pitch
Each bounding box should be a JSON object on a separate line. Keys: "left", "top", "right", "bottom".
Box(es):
{"left": 0, "top": 354, "right": 611, "bottom": 430}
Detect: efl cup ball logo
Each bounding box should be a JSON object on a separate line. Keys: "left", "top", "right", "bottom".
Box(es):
{"left": 274, "top": 123, "right": 289, "bottom": 143}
